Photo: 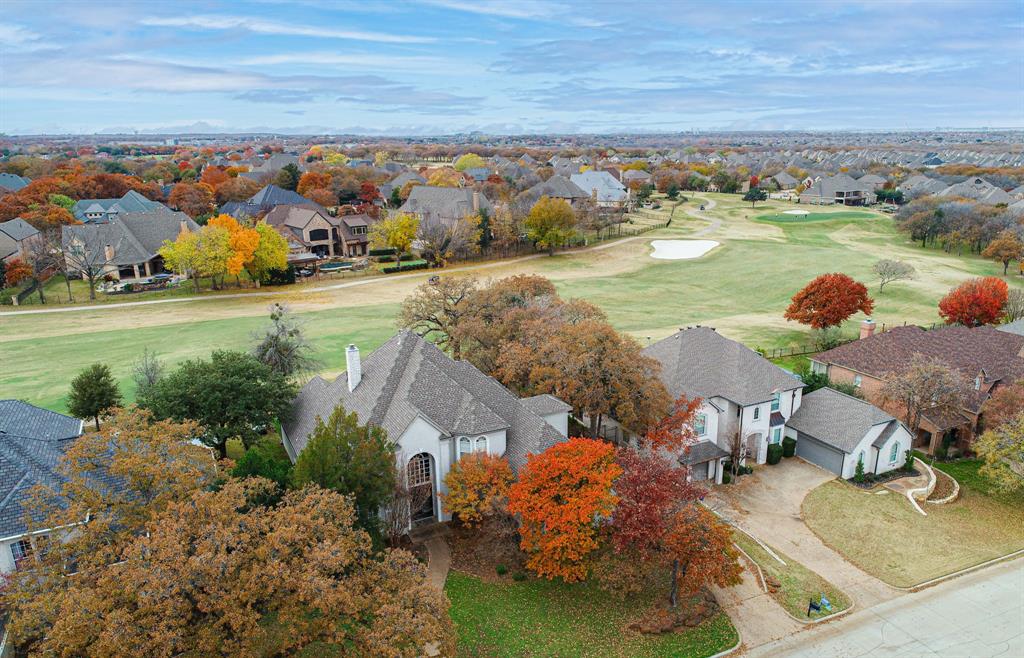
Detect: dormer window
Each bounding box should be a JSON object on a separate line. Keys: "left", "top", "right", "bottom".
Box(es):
{"left": 974, "top": 376, "right": 981, "bottom": 391}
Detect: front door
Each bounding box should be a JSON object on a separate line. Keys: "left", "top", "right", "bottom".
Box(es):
{"left": 407, "top": 453, "right": 435, "bottom": 525}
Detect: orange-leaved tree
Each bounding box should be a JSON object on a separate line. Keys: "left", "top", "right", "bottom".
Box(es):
{"left": 644, "top": 394, "right": 702, "bottom": 453}
{"left": 440, "top": 453, "right": 513, "bottom": 527}
{"left": 938, "top": 276, "right": 1009, "bottom": 327}
{"left": 208, "top": 214, "right": 260, "bottom": 280}
{"left": 663, "top": 505, "right": 743, "bottom": 607}
{"left": 507, "top": 437, "right": 621, "bottom": 581}
{"left": 784, "top": 272, "right": 874, "bottom": 329}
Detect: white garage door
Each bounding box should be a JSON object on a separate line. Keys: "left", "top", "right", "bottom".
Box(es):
{"left": 795, "top": 432, "right": 845, "bottom": 475}
{"left": 691, "top": 461, "right": 709, "bottom": 481}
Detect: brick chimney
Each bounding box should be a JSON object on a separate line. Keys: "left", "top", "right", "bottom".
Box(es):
{"left": 860, "top": 318, "right": 876, "bottom": 340}
{"left": 346, "top": 344, "right": 361, "bottom": 391}
{"left": 472, "top": 191, "right": 480, "bottom": 213}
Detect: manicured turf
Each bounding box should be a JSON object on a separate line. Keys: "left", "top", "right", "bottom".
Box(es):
{"left": 802, "top": 478, "right": 1024, "bottom": 588}
{"left": 753, "top": 210, "right": 878, "bottom": 223}
{"left": 444, "top": 571, "right": 738, "bottom": 658}
{"left": 732, "top": 531, "right": 850, "bottom": 619}
{"left": 2, "top": 193, "right": 1020, "bottom": 412}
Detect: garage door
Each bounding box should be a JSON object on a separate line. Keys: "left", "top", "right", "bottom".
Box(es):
{"left": 691, "top": 461, "right": 709, "bottom": 481}
{"left": 794, "top": 431, "right": 845, "bottom": 475}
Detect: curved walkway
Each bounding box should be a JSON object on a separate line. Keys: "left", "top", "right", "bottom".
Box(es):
{"left": 682, "top": 195, "right": 722, "bottom": 237}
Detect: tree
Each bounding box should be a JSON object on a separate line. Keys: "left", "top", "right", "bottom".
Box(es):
{"left": 231, "top": 434, "right": 294, "bottom": 491}
{"left": 369, "top": 212, "right": 419, "bottom": 270}
{"left": 130, "top": 347, "right": 163, "bottom": 398}
{"left": 453, "top": 153, "right": 485, "bottom": 172}
{"left": 873, "top": 259, "right": 916, "bottom": 291}
{"left": 2, "top": 257, "right": 31, "bottom": 287}
{"left": 9, "top": 479, "right": 454, "bottom": 657}
{"left": 526, "top": 195, "right": 576, "bottom": 255}
{"left": 662, "top": 505, "right": 742, "bottom": 608}
{"left": 938, "top": 276, "right": 1009, "bottom": 327}
{"left": 398, "top": 275, "right": 479, "bottom": 358}
{"left": 440, "top": 453, "right": 513, "bottom": 527}
{"left": 292, "top": 404, "right": 396, "bottom": 535}
{"left": 251, "top": 303, "right": 320, "bottom": 378}
{"left": 67, "top": 363, "right": 122, "bottom": 430}
{"left": 139, "top": 350, "right": 297, "bottom": 456}
{"left": 208, "top": 214, "right": 260, "bottom": 284}
{"left": 159, "top": 223, "right": 234, "bottom": 291}
{"left": 742, "top": 187, "right": 768, "bottom": 207}
{"left": 246, "top": 220, "right": 289, "bottom": 283}
{"left": 61, "top": 229, "right": 124, "bottom": 300}
{"left": 169, "top": 182, "right": 215, "bottom": 218}
{"left": 426, "top": 168, "right": 463, "bottom": 188}
{"left": 1003, "top": 289, "right": 1024, "bottom": 322}
{"left": 296, "top": 171, "right": 332, "bottom": 196}
{"left": 974, "top": 413, "right": 1024, "bottom": 492}
{"left": 784, "top": 272, "right": 874, "bottom": 329}
{"left": 508, "top": 438, "right": 621, "bottom": 582}
{"left": 981, "top": 380, "right": 1024, "bottom": 431}
{"left": 982, "top": 229, "right": 1024, "bottom": 276}
{"left": 215, "top": 176, "right": 261, "bottom": 204}
{"left": 882, "top": 355, "right": 968, "bottom": 443}
{"left": 417, "top": 213, "right": 480, "bottom": 267}
{"left": 274, "top": 163, "right": 302, "bottom": 191}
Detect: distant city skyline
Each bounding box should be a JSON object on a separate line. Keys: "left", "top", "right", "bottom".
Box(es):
{"left": 2, "top": 0, "right": 1022, "bottom": 135}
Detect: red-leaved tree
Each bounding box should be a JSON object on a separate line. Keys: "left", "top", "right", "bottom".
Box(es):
{"left": 507, "top": 438, "right": 621, "bottom": 582}
{"left": 784, "top": 272, "right": 874, "bottom": 329}
{"left": 938, "top": 277, "right": 1009, "bottom": 327}
{"left": 644, "top": 394, "right": 702, "bottom": 453}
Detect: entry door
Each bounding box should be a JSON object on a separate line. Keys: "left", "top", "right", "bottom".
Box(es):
{"left": 407, "top": 453, "right": 435, "bottom": 524}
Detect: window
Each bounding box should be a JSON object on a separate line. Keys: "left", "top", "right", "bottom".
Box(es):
{"left": 771, "top": 392, "right": 780, "bottom": 412}
{"left": 458, "top": 437, "right": 472, "bottom": 460}
{"left": 889, "top": 442, "right": 900, "bottom": 464}
{"left": 853, "top": 375, "right": 862, "bottom": 388}
{"left": 694, "top": 414, "right": 707, "bottom": 437}
{"left": 974, "top": 377, "right": 981, "bottom": 391}
{"left": 475, "top": 436, "right": 488, "bottom": 453}
{"left": 408, "top": 453, "right": 432, "bottom": 487}
{"left": 772, "top": 428, "right": 782, "bottom": 444}
{"left": 308, "top": 228, "right": 330, "bottom": 241}
{"left": 11, "top": 538, "right": 33, "bottom": 569}
{"left": 352, "top": 225, "right": 367, "bottom": 235}
{"left": 753, "top": 407, "right": 760, "bottom": 420}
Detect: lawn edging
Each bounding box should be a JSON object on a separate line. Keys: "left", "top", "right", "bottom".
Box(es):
{"left": 906, "top": 460, "right": 936, "bottom": 515}
{"left": 894, "top": 548, "right": 1024, "bottom": 592}
{"left": 926, "top": 468, "right": 960, "bottom": 505}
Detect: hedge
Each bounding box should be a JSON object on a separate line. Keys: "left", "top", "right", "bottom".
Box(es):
{"left": 377, "top": 253, "right": 417, "bottom": 263}
{"left": 382, "top": 260, "right": 429, "bottom": 274}
{"left": 766, "top": 443, "right": 784, "bottom": 465}
{"left": 368, "top": 247, "right": 396, "bottom": 257}
{"left": 782, "top": 436, "right": 796, "bottom": 458}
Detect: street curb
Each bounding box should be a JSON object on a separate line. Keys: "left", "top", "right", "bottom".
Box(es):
{"left": 895, "top": 548, "right": 1024, "bottom": 592}
{"left": 706, "top": 631, "right": 742, "bottom": 658}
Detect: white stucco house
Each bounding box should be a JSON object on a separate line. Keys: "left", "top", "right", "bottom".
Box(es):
{"left": 641, "top": 326, "right": 805, "bottom": 483}
{"left": 281, "top": 330, "right": 570, "bottom": 527}
{"left": 786, "top": 387, "right": 911, "bottom": 478}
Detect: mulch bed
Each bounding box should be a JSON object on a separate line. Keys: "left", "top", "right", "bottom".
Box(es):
{"left": 628, "top": 590, "right": 721, "bottom": 635}
{"left": 928, "top": 468, "right": 956, "bottom": 501}
{"left": 447, "top": 515, "right": 528, "bottom": 581}
{"left": 848, "top": 467, "right": 921, "bottom": 490}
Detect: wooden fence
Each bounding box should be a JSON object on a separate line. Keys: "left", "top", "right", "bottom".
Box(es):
{"left": 762, "top": 321, "right": 947, "bottom": 361}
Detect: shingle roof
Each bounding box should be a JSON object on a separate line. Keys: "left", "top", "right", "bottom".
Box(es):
{"left": 0, "top": 400, "right": 83, "bottom": 538}
{"left": 521, "top": 394, "right": 572, "bottom": 416}
{"left": 570, "top": 171, "right": 627, "bottom": 203}
{"left": 787, "top": 388, "right": 896, "bottom": 454}
{"left": 62, "top": 210, "right": 199, "bottom": 267}
{"left": 937, "top": 178, "right": 1013, "bottom": 204}
{"left": 0, "top": 173, "right": 30, "bottom": 192}
{"left": 283, "top": 331, "right": 566, "bottom": 471}
{"left": 72, "top": 190, "right": 166, "bottom": 223}
{"left": 524, "top": 175, "right": 589, "bottom": 202}
{"left": 0, "top": 218, "right": 39, "bottom": 242}
{"left": 399, "top": 186, "right": 494, "bottom": 228}
{"left": 249, "top": 185, "right": 311, "bottom": 208}
{"left": 997, "top": 319, "right": 1024, "bottom": 336}
{"left": 679, "top": 439, "right": 729, "bottom": 465}
{"left": 644, "top": 327, "right": 803, "bottom": 407}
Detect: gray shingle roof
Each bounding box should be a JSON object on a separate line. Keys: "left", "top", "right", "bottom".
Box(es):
{"left": 679, "top": 439, "right": 729, "bottom": 465}
{"left": 62, "top": 210, "right": 199, "bottom": 267}
{"left": 521, "top": 394, "right": 572, "bottom": 416}
{"left": 0, "top": 400, "right": 83, "bottom": 538}
{"left": 524, "top": 175, "right": 589, "bottom": 202}
{"left": 644, "top": 327, "right": 803, "bottom": 407}
{"left": 570, "top": 171, "right": 627, "bottom": 203}
{"left": 0, "top": 218, "right": 39, "bottom": 242}
{"left": 787, "top": 388, "right": 895, "bottom": 454}
{"left": 0, "top": 173, "right": 30, "bottom": 192}
{"left": 72, "top": 190, "right": 166, "bottom": 223}
{"left": 283, "top": 331, "right": 566, "bottom": 471}
{"left": 399, "top": 186, "right": 494, "bottom": 228}
{"left": 937, "top": 178, "right": 1013, "bottom": 204}
{"left": 997, "top": 319, "right": 1024, "bottom": 336}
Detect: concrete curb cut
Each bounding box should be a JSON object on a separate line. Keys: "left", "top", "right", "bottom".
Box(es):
{"left": 733, "top": 542, "right": 768, "bottom": 593}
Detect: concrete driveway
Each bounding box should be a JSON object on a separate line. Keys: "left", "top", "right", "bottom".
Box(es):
{"left": 706, "top": 458, "right": 901, "bottom": 611}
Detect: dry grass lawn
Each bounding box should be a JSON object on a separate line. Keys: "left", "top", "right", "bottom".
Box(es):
{"left": 802, "top": 479, "right": 1024, "bottom": 588}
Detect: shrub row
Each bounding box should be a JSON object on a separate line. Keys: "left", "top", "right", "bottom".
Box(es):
{"left": 382, "top": 260, "right": 429, "bottom": 274}
{"left": 368, "top": 247, "right": 396, "bottom": 256}
{"left": 376, "top": 253, "right": 417, "bottom": 263}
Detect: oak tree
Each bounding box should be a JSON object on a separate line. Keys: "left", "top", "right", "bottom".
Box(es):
{"left": 784, "top": 272, "right": 874, "bottom": 329}
{"left": 526, "top": 195, "right": 576, "bottom": 255}
{"left": 981, "top": 229, "right": 1024, "bottom": 276}
{"left": 937, "top": 276, "right": 1009, "bottom": 327}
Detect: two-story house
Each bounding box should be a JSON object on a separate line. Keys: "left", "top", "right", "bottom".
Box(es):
{"left": 644, "top": 326, "right": 804, "bottom": 482}
{"left": 282, "top": 331, "right": 570, "bottom": 528}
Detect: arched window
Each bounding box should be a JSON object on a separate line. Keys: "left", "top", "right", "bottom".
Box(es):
{"left": 408, "top": 453, "right": 432, "bottom": 487}
{"left": 475, "top": 436, "right": 487, "bottom": 453}
{"left": 459, "top": 437, "right": 472, "bottom": 459}
{"left": 889, "top": 442, "right": 900, "bottom": 464}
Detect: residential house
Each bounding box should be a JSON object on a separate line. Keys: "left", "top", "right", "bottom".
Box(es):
{"left": 464, "top": 167, "right": 493, "bottom": 183}
{"left": 621, "top": 169, "right": 653, "bottom": 186}
{"left": 220, "top": 184, "right": 322, "bottom": 219}
{"left": 0, "top": 400, "right": 83, "bottom": 574}
{"left": 0, "top": 173, "right": 30, "bottom": 198}
{"left": 642, "top": 326, "right": 804, "bottom": 482}
{"left": 857, "top": 174, "right": 887, "bottom": 189}
{"left": 799, "top": 174, "right": 876, "bottom": 205}
{"left": 0, "top": 218, "right": 40, "bottom": 263}
{"left": 379, "top": 172, "right": 426, "bottom": 200}
{"left": 72, "top": 190, "right": 168, "bottom": 223}
{"left": 770, "top": 172, "right": 799, "bottom": 190}
{"left": 811, "top": 323, "right": 1024, "bottom": 454}
{"left": 570, "top": 170, "right": 628, "bottom": 207}
{"left": 937, "top": 177, "right": 1014, "bottom": 205}
{"left": 62, "top": 210, "right": 199, "bottom": 280}
{"left": 521, "top": 175, "right": 590, "bottom": 208}
{"left": 264, "top": 205, "right": 340, "bottom": 259}
{"left": 898, "top": 174, "right": 947, "bottom": 197}
{"left": 238, "top": 153, "right": 304, "bottom": 182}
{"left": 786, "top": 388, "right": 912, "bottom": 478}
{"left": 399, "top": 186, "right": 494, "bottom": 228}
{"left": 282, "top": 331, "right": 570, "bottom": 526}
{"left": 1008, "top": 184, "right": 1024, "bottom": 200}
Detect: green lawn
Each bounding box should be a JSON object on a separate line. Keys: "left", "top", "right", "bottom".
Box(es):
{"left": 732, "top": 532, "right": 850, "bottom": 619}
{"left": 2, "top": 192, "right": 1020, "bottom": 412}
{"left": 753, "top": 210, "right": 878, "bottom": 223}
{"left": 802, "top": 478, "right": 1024, "bottom": 588}
{"left": 444, "top": 571, "right": 738, "bottom": 658}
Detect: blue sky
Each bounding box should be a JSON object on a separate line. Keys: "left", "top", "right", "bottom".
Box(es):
{"left": 1, "top": 0, "right": 1022, "bottom": 134}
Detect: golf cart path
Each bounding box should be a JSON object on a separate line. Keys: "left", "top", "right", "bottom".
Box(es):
{"left": 684, "top": 195, "right": 722, "bottom": 236}
{"left": 0, "top": 234, "right": 648, "bottom": 317}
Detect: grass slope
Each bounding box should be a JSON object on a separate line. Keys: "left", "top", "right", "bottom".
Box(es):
{"left": 445, "top": 571, "right": 738, "bottom": 658}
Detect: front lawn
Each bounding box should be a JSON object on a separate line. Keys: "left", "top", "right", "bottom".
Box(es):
{"left": 445, "top": 571, "right": 738, "bottom": 658}
{"left": 802, "top": 477, "right": 1024, "bottom": 587}
{"left": 732, "top": 532, "right": 850, "bottom": 620}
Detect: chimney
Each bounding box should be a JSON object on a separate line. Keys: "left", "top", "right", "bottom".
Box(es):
{"left": 104, "top": 244, "right": 114, "bottom": 262}
{"left": 179, "top": 218, "right": 189, "bottom": 234}
{"left": 860, "top": 318, "right": 876, "bottom": 340}
{"left": 346, "top": 344, "right": 362, "bottom": 391}
{"left": 472, "top": 191, "right": 480, "bottom": 213}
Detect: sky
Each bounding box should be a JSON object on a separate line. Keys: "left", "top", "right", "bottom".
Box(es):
{"left": 1, "top": 0, "right": 1022, "bottom": 135}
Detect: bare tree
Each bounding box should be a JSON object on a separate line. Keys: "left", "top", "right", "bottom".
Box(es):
{"left": 131, "top": 347, "right": 164, "bottom": 398}
{"left": 397, "top": 276, "right": 479, "bottom": 358}
{"left": 725, "top": 431, "right": 749, "bottom": 478}
{"left": 250, "top": 303, "right": 320, "bottom": 379}
{"left": 380, "top": 457, "right": 433, "bottom": 548}
{"left": 1003, "top": 289, "right": 1024, "bottom": 323}
{"left": 417, "top": 215, "right": 481, "bottom": 268}
{"left": 873, "top": 259, "right": 916, "bottom": 291}
{"left": 882, "top": 355, "right": 969, "bottom": 448}
{"left": 61, "top": 227, "right": 124, "bottom": 301}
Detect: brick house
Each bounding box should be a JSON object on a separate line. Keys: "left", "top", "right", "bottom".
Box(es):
{"left": 811, "top": 321, "right": 1024, "bottom": 454}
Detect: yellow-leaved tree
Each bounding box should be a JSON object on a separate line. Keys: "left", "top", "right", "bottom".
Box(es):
{"left": 246, "top": 221, "right": 289, "bottom": 285}
{"left": 208, "top": 214, "right": 260, "bottom": 283}
{"left": 370, "top": 212, "right": 419, "bottom": 271}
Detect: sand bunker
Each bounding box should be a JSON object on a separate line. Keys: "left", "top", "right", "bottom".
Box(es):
{"left": 783, "top": 209, "right": 810, "bottom": 215}
{"left": 650, "top": 240, "right": 720, "bottom": 260}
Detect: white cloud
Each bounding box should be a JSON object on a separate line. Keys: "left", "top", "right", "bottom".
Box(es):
{"left": 139, "top": 14, "right": 435, "bottom": 43}
{"left": 237, "top": 51, "right": 464, "bottom": 73}
{"left": 0, "top": 22, "right": 59, "bottom": 52}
